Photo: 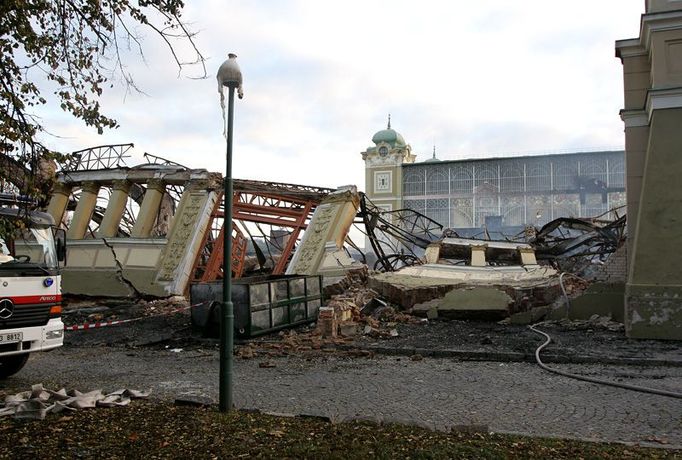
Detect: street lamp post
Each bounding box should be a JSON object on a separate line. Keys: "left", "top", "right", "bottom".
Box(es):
{"left": 216, "top": 53, "right": 243, "bottom": 412}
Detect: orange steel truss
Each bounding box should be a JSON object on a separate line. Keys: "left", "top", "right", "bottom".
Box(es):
{"left": 192, "top": 180, "right": 333, "bottom": 282}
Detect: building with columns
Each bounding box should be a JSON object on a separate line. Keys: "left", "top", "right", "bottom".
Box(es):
{"left": 617, "top": 0, "right": 682, "bottom": 340}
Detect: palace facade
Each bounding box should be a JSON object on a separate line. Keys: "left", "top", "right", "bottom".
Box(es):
{"left": 361, "top": 122, "right": 625, "bottom": 235}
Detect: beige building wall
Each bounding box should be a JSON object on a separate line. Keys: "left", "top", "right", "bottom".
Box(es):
{"left": 361, "top": 122, "right": 416, "bottom": 251}
{"left": 616, "top": 4, "right": 682, "bottom": 339}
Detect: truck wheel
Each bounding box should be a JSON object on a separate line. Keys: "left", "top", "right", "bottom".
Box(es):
{"left": 0, "top": 354, "right": 29, "bottom": 379}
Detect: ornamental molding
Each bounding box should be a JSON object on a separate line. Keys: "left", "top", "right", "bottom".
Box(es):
{"left": 646, "top": 87, "right": 682, "bottom": 119}
{"left": 364, "top": 154, "right": 406, "bottom": 168}
{"left": 641, "top": 9, "right": 682, "bottom": 52}
{"left": 616, "top": 38, "right": 646, "bottom": 59}
{"left": 620, "top": 109, "right": 649, "bottom": 127}
{"left": 616, "top": 10, "right": 682, "bottom": 59}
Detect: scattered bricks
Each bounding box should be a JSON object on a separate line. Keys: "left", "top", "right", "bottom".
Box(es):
{"left": 364, "top": 316, "right": 380, "bottom": 329}
{"left": 258, "top": 361, "right": 276, "bottom": 368}
{"left": 323, "top": 267, "right": 370, "bottom": 298}
{"left": 410, "top": 354, "right": 423, "bottom": 361}
{"left": 316, "top": 307, "right": 338, "bottom": 338}
{"left": 236, "top": 345, "right": 256, "bottom": 359}
{"left": 360, "top": 297, "right": 388, "bottom": 317}
{"left": 339, "top": 321, "right": 360, "bottom": 337}
{"left": 327, "top": 297, "right": 357, "bottom": 322}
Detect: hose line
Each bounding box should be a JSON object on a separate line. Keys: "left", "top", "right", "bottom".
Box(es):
{"left": 529, "top": 324, "right": 682, "bottom": 399}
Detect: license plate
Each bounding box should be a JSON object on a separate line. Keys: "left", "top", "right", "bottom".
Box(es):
{"left": 0, "top": 332, "right": 22, "bottom": 343}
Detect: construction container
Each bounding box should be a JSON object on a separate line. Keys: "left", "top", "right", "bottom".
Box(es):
{"left": 190, "top": 274, "right": 323, "bottom": 338}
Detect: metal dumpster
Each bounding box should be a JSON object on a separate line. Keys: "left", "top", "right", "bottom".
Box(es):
{"left": 190, "top": 274, "right": 323, "bottom": 339}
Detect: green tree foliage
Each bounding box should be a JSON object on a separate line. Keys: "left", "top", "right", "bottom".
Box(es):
{"left": 0, "top": 0, "right": 205, "bottom": 197}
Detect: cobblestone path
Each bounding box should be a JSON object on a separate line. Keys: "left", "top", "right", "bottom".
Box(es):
{"left": 4, "top": 348, "right": 681, "bottom": 447}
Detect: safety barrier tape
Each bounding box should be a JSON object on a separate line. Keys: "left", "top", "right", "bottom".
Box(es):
{"left": 63, "top": 303, "right": 205, "bottom": 332}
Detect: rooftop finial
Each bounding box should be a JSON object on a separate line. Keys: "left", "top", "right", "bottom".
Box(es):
{"left": 387, "top": 114, "right": 391, "bottom": 129}
{"left": 433, "top": 145, "right": 437, "bottom": 160}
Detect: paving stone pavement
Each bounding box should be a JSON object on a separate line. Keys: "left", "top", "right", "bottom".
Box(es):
{"left": 2, "top": 348, "right": 681, "bottom": 448}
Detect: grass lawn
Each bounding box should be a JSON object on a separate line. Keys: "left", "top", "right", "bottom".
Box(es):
{"left": 0, "top": 401, "right": 678, "bottom": 459}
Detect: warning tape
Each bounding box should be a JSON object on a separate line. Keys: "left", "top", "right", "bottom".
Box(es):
{"left": 64, "top": 304, "right": 201, "bottom": 332}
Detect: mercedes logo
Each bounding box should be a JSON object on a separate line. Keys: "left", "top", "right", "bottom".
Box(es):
{"left": 0, "top": 299, "right": 14, "bottom": 319}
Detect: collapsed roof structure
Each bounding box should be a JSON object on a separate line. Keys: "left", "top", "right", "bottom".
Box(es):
{"left": 33, "top": 143, "right": 627, "bottom": 333}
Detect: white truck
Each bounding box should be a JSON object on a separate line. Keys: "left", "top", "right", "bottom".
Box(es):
{"left": 0, "top": 195, "right": 66, "bottom": 378}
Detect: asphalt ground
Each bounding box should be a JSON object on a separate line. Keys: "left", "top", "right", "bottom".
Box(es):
{"left": 1, "top": 308, "right": 680, "bottom": 448}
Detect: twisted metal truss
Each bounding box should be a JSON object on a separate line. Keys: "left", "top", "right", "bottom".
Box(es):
{"left": 143, "top": 152, "right": 188, "bottom": 169}
{"left": 358, "top": 193, "right": 443, "bottom": 272}
{"left": 65, "top": 144, "right": 133, "bottom": 171}
{"left": 192, "top": 180, "right": 333, "bottom": 282}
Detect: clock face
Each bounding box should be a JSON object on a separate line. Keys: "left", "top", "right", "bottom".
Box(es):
{"left": 379, "top": 146, "right": 388, "bottom": 157}
{"left": 375, "top": 172, "right": 391, "bottom": 192}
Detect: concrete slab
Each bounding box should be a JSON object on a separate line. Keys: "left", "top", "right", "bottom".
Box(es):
{"left": 434, "top": 288, "right": 513, "bottom": 320}
{"left": 369, "top": 268, "right": 560, "bottom": 313}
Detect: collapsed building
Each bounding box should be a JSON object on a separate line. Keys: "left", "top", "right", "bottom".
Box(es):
{"left": 31, "top": 101, "right": 673, "bottom": 341}
{"left": 39, "top": 146, "right": 627, "bottom": 338}
{"left": 43, "top": 145, "right": 335, "bottom": 298}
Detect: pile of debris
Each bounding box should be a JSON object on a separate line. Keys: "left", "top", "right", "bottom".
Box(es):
{"left": 235, "top": 268, "right": 422, "bottom": 359}
{"left": 62, "top": 296, "right": 189, "bottom": 327}
{"left": 318, "top": 267, "right": 421, "bottom": 338}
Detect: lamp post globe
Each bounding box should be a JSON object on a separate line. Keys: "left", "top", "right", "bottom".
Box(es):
{"left": 217, "top": 53, "right": 244, "bottom": 100}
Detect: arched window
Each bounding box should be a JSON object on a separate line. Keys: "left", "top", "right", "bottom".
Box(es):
{"left": 403, "top": 172, "right": 424, "bottom": 196}
{"left": 553, "top": 161, "right": 578, "bottom": 191}
{"left": 500, "top": 165, "right": 523, "bottom": 192}
{"left": 450, "top": 167, "right": 473, "bottom": 193}
{"left": 525, "top": 163, "right": 550, "bottom": 192}
{"left": 426, "top": 168, "right": 448, "bottom": 195}
{"left": 580, "top": 158, "right": 607, "bottom": 183}
{"left": 474, "top": 164, "right": 498, "bottom": 190}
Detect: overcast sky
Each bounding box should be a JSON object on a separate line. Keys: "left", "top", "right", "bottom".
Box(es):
{"left": 39, "top": 1, "right": 644, "bottom": 191}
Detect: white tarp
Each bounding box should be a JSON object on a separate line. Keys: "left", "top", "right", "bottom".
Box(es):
{"left": 0, "top": 384, "right": 151, "bottom": 420}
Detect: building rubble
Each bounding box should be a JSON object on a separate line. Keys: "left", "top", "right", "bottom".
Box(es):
{"left": 38, "top": 144, "right": 630, "bottom": 339}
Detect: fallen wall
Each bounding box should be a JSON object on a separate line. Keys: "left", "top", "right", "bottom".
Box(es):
{"left": 49, "top": 167, "right": 221, "bottom": 297}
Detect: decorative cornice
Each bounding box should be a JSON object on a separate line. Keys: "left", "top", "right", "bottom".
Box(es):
{"left": 620, "top": 109, "right": 649, "bottom": 127}
{"left": 616, "top": 10, "right": 682, "bottom": 60}
{"left": 641, "top": 9, "right": 682, "bottom": 52}
{"left": 646, "top": 86, "right": 682, "bottom": 119}
{"left": 616, "top": 38, "right": 646, "bottom": 60}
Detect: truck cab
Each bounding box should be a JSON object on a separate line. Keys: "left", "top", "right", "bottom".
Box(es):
{"left": 0, "top": 199, "right": 66, "bottom": 378}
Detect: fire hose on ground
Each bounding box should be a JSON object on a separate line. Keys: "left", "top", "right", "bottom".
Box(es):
{"left": 529, "top": 272, "right": 682, "bottom": 399}
{"left": 529, "top": 324, "right": 682, "bottom": 399}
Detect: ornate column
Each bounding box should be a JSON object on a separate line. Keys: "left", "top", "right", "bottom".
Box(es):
{"left": 155, "top": 175, "right": 221, "bottom": 295}
{"left": 67, "top": 181, "right": 100, "bottom": 239}
{"left": 46, "top": 182, "right": 73, "bottom": 225}
{"left": 286, "top": 186, "right": 363, "bottom": 277}
{"left": 131, "top": 179, "right": 165, "bottom": 238}
{"left": 96, "top": 180, "right": 132, "bottom": 238}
